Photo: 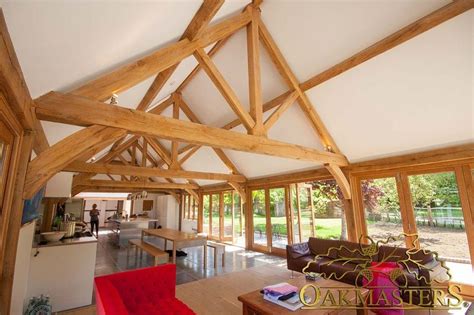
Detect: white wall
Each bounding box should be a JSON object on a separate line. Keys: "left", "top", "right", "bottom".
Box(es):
{"left": 132, "top": 193, "right": 162, "bottom": 215}
{"left": 27, "top": 242, "right": 97, "bottom": 312}
{"left": 10, "top": 221, "right": 36, "bottom": 315}
{"left": 155, "top": 195, "right": 179, "bottom": 230}
{"left": 65, "top": 198, "right": 83, "bottom": 219}
{"left": 44, "top": 172, "right": 73, "bottom": 198}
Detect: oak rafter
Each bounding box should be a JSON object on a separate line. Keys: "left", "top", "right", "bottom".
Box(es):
{"left": 136, "top": 0, "right": 224, "bottom": 111}
{"left": 34, "top": 92, "right": 348, "bottom": 166}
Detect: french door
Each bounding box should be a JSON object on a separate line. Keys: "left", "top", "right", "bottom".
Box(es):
{"left": 250, "top": 186, "right": 290, "bottom": 255}
{"left": 203, "top": 191, "right": 238, "bottom": 242}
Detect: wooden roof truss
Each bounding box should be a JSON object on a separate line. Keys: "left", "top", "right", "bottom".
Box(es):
{"left": 19, "top": 0, "right": 474, "bottom": 200}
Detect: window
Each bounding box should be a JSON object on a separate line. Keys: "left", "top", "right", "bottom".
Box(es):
{"left": 233, "top": 192, "right": 245, "bottom": 246}
{"left": 211, "top": 194, "right": 220, "bottom": 238}
{"left": 223, "top": 192, "right": 232, "bottom": 239}
{"left": 312, "top": 179, "right": 347, "bottom": 240}
{"left": 290, "top": 185, "right": 301, "bottom": 243}
{"left": 409, "top": 171, "right": 470, "bottom": 263}
{"left": 252, "top": 189, "right": 267, "bottom": 247}
{"left": 361, "top": 177, "right": 404, "bottom": 243}
{"left": 203, "top": 194, "right": 210, "bottom": 234}
{"left": 269, "top": 187, "right": 287, "bottom": 249}
{"left": 298, "top": 186, "right": 313, "bottom": 242}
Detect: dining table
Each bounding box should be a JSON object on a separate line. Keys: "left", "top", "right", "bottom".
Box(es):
{"left": 141, "top": 228, "right": 207, "bottom": 268}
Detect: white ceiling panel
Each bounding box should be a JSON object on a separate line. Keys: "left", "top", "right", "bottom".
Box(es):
{"left": 307, "top": 10, "right": 473, "bottom": 162}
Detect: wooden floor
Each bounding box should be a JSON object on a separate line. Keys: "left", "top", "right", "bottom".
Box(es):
{"left": 176, "top": 263, "right": 292, "bottom": 315}
{"left": 57, "top": 263, "right": 472, "bottom": 315}
{"left": 56, "top": 263, "right": 290, "bottom": 315}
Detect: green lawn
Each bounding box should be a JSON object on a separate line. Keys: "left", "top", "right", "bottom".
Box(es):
{"left": 203, "top": 213, "right": 343, "bottom": 240}
{"left": 252, "top": 214, "right": 342, "bottom": 239}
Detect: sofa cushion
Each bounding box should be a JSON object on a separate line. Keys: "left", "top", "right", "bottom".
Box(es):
{"left": 308, "top": 238, "right": 340, "bottom": 258}
{"left": 319, "top": 261, "right": 363, "bottom": 286}
{"left": 292, "top": 255, "right": 317, "bottom": 273}
{"left": 302, "top": 257, "right": 333, "bottom": 273}
{"left": 288, "top": 242, "right": 310, "bottom": 259}
{"left": 335, "top": 240, "right": 374, "bottom": 264}
{"left": 378, "top": 246, "right": 410, "bottom": 263}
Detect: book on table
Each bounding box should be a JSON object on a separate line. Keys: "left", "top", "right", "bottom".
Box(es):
{"left": 262, "top": 282, "right": 303, "bottom": 311}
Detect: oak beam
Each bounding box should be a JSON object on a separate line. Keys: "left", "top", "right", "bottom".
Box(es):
{"left": 264, "top": 90, "right": 298, "bottom": 131}
{"left": 35, "top": 92, "right": 348, "bottom": 165}
{"left": 77, "top": 179, "right": 199, "bottom": 190}
{"left": 179, "top": 97, "right": 243, "bottom": 175}
{"left": 170, "top": 94, "right": 180, "bottom": 169}
{"left": 148, "top": 96, "right": 174, "bottom": 115}
{"left": 246, "top": 5, "right": 265, "bottom": 136}
{"left": 325, "top": 163, "right": 351, "bottom": 200}
{"left": 193, "top": 48, "right": 255, "bottom": 132}
{"left": 64, "top": 161, "right": 246, "bottom": 183}
{"left": 258, "top": 18, "right": 341, "bottom": 153}
{"left": 179, "top": 145, "right": 201, "bottom": 166}
{"left": 24, "top": 125, "right": 127, "bottom": 199}
{"left": 228, "top": 182, "right": 247, "bottom": 204}
{"left": 300, "top": 0, "right": 474, "bottom": 92}
{"left": 146, "top": 136, "right": 172, "bottom": 165}
{"left": 0, "top": 10, "right": 49, "bottom": 154}
{"left": 71, "top": 135, "right": 140, "bottom": 185}
{"left": 137, "top": 0, "right": 224, "bottom": 111}
{"left": 70, "top": 9, "right": 251, "bottom": 101}
{"left": 75, "top": 186, "right": 179, "bottom": 194}
{"left": 175, "top": 1, "right": 264, "bottom": 93}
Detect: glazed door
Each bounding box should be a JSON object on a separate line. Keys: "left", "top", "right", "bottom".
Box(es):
{"left": 210, "top": 194, "right": 220, "bottom": 240}
{"left": 251, "top": 187, "right": 290, "bottom": 254}
{"left": 268, "top": 187, "right": 288, "bottom": 254}
{"left": 222, "top": 191, "right": 233, "bottom": 242}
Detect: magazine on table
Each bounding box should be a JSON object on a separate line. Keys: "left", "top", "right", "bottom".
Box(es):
{"left": 262, "top": 282, "right": 303, "bottom": 311}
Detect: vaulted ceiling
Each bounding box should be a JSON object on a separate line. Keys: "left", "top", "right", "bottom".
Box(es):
{"left": 1, "top": 0, "right": 472, "bottom": 191}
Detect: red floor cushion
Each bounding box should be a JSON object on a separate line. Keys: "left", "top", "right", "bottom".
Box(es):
{"left": 363, "top": 262, "right": 403, "bottom": 315}
{"left": 95, "top": 264, "right": 195, "bottom": 315}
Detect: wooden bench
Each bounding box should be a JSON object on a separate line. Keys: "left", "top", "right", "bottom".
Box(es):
{"left": 207, "top": 241, "right": 225, "bottom": 268}
{"left": 127, "top": 239, "right": 169, "bottom": 267}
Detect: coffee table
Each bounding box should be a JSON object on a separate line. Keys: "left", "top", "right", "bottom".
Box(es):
{"left": 238, "top": 276, "right": 368, "bottom": 315}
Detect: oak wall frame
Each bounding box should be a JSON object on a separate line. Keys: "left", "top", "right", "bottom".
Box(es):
{"left": 349, "top": 162, "right": 474, "bottom": 295}
{"left": 0, "top": 96, "right": 33, "bottom": 313}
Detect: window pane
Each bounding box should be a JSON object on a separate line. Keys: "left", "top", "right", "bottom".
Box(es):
{"left": 299, "top": 187, "right": 313, "bottom": 242}
{"left": 361, "top": 177, "right": 404, "bottom": 243}
{"left": 409, "top": 172, "right": 470, "bottom": 263}
{"left": 203, "top": 195, "right": 210, "bottom": 234}
{"left": 290, "top": 185, "right": 301, "bottom": 243}
{"left": 223, "top": 192, "right": 232, "bottom": 238}
{"left": 252, "top": 189, "right": 267, "bottom": 247}
{"left": 312, "top": 179, "right": 346, "bottom": 240}
{"left": 269, "top": 188, "right": 287, "bottom": 249}
{"left": 183, "top": 195, "right": 188, "bottom": 219}
{"left": 211, "top": 194, "right": 220, "bottom": 238}
{"left": 233, "top": 193, "right": 245, "bottom": 246}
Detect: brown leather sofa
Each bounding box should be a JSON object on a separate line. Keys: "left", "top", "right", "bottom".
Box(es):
{"left": 287, "top": 237, "right": 447, "bottom": 305}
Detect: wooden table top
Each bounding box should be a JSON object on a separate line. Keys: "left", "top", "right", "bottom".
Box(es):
{"left": 143, "top": 228, "right": 207, "bottom": 242}
{"left": 238, "top": 276, "right": 362, "bottom": 315}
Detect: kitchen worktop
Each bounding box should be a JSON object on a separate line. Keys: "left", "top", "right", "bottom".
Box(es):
{"left": 107, "top": 217, "right": 158, "bottom": 223}
{"left": 34, "top": 235, "right": 97, "bottom": 248}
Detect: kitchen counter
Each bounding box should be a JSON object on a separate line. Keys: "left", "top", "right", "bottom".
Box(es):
{"left": 107, "top": 217, "right": 158, "bottom": 223}
{"left": 28, "top": 235, "right": 97, "bottom": 312}
{"left": 107, "top": 217, "right": 158, "bottom": 247}
{"left": 34, "top": 235, "right": 97, "bottom": 248}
